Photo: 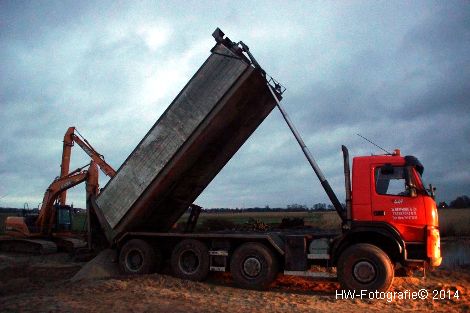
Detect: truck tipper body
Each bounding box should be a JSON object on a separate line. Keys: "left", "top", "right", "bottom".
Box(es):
{"left": 88, "top": 28, "right": 441, "bottom": 292}
{"left": 94, "top": 31, "right": 279, "bottom": 242}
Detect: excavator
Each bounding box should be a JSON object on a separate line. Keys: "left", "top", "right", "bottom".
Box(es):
{"left": 1, "top": 127, "right": 115, "bottom": 254}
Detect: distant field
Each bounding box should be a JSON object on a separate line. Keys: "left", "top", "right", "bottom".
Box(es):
{"left": 438, "top": 208, "right": 470, "bottom": 237}
{"left": 179, "top": 208, "right": 470, "bottom": 236}
{"left": 181, "top": 211, "right": 342, "bottom": 232}
{"left": 71, "top": 213, "right": 87, "bottom": 232}
{"left": 1, "top": 208, "right": 469, "bottom": 237}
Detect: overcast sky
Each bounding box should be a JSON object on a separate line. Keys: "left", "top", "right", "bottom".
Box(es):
{"left": 1, "top": 1, "right": 469, "bottom": 209}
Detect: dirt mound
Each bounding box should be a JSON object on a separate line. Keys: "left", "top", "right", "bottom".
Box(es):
{"left": 0, "top": 252, "right": 81, "bottom": 296}
{"left": 71, "top": 249, "right": 120, "bottom": 282}
{"left": 1, "top": 250, "right": 469, "bottom": 312}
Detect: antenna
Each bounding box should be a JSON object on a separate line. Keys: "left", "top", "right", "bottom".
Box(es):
{"left": 357, "top": 134, "right": 392, "bottom": 155}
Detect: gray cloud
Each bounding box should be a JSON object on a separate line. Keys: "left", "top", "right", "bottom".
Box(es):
{"left": 1, "top": 1, "right": 469, "bottom": 209}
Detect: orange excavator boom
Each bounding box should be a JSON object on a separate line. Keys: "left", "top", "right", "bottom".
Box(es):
{"left": 59, "top": 127, "right": 115, "bottom": 205}
{"left": 36, "top": 161, "right": 99, "bottom": 235}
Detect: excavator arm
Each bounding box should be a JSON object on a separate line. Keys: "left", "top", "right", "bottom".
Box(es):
{"left": 59, "top": 127, "right": 115, "bottom": 205}
{"left": 36, "top": 162, "right": 99, "bottom": 235}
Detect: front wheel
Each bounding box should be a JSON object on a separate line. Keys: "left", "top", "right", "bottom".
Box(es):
{"left": 337, "top": 243, "right": 394, "bottom": 291}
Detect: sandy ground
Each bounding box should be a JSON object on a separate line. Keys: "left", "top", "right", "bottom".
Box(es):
{"left": 0, "top": 251, "right": 468, "bottom": 313}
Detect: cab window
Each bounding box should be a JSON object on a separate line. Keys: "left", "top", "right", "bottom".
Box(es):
{"left": 375, "top": 166, "right": 409, "bottom": 196}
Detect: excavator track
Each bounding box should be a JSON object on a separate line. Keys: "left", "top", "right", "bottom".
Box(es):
{"left": 0, "top": 238, "right": 57, "bottom": 254}
{"left": 54, "top": 237, "right": 87, "bottom": 252}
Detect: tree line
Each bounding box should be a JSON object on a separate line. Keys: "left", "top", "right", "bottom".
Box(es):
{"left": 1, "top": 195, "right": 468, "bottom": 214}
{"left": 203, "top": 203, "right": 339, "bottom": 213}
{"left": 438, "top": 195, "right": 470, "bottom": 209}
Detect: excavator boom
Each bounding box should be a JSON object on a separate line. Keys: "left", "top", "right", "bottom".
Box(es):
{"left": 59, "top": 127, "right": 115, "bottom": 205}
{"left": 36, "top": 162, "right": 98, "bottom": 234}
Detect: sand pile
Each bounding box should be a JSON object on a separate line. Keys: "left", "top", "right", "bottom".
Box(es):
{"left": 71, "top": 249, "right": 120, "bottom": 282}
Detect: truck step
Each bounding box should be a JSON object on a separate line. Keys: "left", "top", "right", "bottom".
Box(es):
{"left": 209, "top": 250, "right": 228, "bottom": 272}
{"left": 307, "top": 253, "right": 330, "bottom": 260}
{"left": 209, "top": 250, "right": 228, "bottom": 256}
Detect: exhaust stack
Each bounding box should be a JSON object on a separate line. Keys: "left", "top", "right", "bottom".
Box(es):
{"left": 342, "top": 145, "right": 352, "bottom": 222}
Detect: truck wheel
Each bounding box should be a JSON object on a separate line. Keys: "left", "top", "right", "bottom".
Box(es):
{"left": 171, "top": 239, "right": 209, "bottom": 281}
{"left": 119, "top": 239, "right": 160, "bottom": 275}
{"left": 337, "top": 243, "right": 394, "bottom": 291}
{"left": 230, "top": 242, "right": 278, "bottom": 290}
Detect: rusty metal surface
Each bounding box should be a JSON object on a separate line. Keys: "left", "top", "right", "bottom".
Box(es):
{"left": 95, "top": 40, "right": 277, "bottom": 243}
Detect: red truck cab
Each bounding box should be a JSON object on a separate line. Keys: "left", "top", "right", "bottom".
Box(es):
{"left": 351, "top": 149, "right": 441, "bottom": 267}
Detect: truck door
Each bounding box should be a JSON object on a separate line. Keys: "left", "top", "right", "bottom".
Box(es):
{"left": 371, "top": 165, "right": 426, "bottom": 241}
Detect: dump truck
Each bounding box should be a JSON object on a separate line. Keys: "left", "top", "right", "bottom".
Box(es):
{"left": 81, "top": 28, "right": 441, "bottom": 291}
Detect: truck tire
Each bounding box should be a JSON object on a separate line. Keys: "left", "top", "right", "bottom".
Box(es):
{"left": 119, "top": 239, "right": 160, "bottom": 275}
{"left": 171, "top": 239, "right": 209, "bottom": 281}
{"left": 230, "top": 242, "right": 278, "bottom": 290}
{"left": 337, "top": 243, "right": 394, "bottom": 291}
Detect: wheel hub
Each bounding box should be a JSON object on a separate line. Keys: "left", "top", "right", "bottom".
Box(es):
{"left": 243, "top": 257, "right": 261, "bottom": 277}
{"left": 179, "top": 250, "right": 199, "bottom": 274}
{"left": 353, "top": 260, "right": 376, "bottom": 284}
{"left": 126, "top": 250, "right": 144, "bottom": 272}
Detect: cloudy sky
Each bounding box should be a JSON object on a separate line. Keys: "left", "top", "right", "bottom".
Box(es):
{"left": 1, "top": 1, "right": 469, "bottom": 209}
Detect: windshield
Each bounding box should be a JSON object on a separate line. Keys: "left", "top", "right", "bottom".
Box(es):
{"left": 375, "top": 166, "right": 428, "bottom": 197}
{"left": 375, "top": 166, "right": 410, "bottom": 196}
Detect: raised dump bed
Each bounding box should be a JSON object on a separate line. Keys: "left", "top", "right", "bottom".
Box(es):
{"left": 94, "top": 29, "right": 281, "bottom": 242}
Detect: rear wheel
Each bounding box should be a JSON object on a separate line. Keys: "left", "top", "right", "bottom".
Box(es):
{"left": 119, "top": 239, "right": 160, "bottom": 275}
{"left": 230, "top": 242, "right": 278, "bottom": 290}
{"left": 171, "top": 239, "right": 209, "bottom": 281}
{"left": 337, "top": 243, "right": 394, "bottom": 291}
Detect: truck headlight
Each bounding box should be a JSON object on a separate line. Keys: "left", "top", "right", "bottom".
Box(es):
{"left": 427, "top": 227, "right": 442, "bottom": 267}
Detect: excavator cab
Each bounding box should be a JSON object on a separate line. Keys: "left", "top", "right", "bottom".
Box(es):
{"left": 55, "top": 204, "right": 73, "bottom": 232}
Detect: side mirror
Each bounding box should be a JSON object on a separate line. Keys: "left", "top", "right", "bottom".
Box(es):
{"left": 428, "top": 184, "right": 436, "bottom": 199}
